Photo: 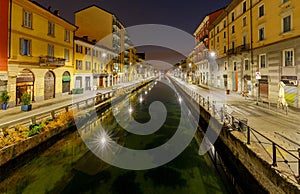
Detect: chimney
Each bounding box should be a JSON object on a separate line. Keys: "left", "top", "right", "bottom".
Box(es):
{"left": 47, "top": 6, "right": 51, "bottom": 11}
{"left": 83, "top": 36, "right": 89, "bottom": 41}
{"left": 54, "top": 10, "right": 60, "bottom": 16}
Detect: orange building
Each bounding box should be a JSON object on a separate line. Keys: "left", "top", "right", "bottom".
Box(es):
{"left": 0, "top": 0, "right": 9, "bottom": 91}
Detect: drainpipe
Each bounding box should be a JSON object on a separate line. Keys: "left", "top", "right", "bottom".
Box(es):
{"left": 8, "top": 0, "right": 12, "bottom": 59}
{"left": 250, "top": 0, "right": 255, "bottom": 97}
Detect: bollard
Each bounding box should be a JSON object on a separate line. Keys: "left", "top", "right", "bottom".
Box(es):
{"left": 272, "top": 143, "right": 277, "bottom": 167}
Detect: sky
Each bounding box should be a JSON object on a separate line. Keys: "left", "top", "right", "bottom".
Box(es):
{"left": 35, "top": 0, "right": 232, "bottom": 69}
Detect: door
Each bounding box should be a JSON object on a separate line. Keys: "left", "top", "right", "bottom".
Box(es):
{"left": 62, "top": 71, "right": 71, "bottom": 93}
{"left": 44, "top": 71, "right": 55, "bottom": 100}
{"left": 259, "top": 81, "right": 268, "bottom": 98}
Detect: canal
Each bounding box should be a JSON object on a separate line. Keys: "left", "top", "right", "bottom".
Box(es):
{"left": 0, "top": 76, "right": 234, "bottom": 193}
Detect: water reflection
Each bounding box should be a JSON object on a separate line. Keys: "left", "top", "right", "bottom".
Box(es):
{"left": 0, "top": 79, "right": 233, "bottom": 194}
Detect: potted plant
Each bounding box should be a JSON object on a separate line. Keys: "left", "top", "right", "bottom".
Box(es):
{"left": 21, "top": 92, "right": 32, "bottom": 111}
{"left": 0, "top": 90, "right": 10, "bottom": 110}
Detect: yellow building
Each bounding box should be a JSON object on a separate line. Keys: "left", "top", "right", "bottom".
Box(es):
{"left": 75, "top": 5, "right": 127, "bottom": 85}
{"left": 208, "top": 0, "right": 300, "bottom": 107}
{"left": 74, "top": 36, "right": 116, "bottom": 91}
{"left": 8, "top": 0, "right": 77, "bottom": 106}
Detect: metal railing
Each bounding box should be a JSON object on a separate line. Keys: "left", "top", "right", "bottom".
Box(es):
{"left": 0, "top": 79, "right": 151, "bottom": 134}
{"left": 171, "top": 76, "right": 300, "bottom": 181}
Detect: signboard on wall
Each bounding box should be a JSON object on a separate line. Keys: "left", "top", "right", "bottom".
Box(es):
{"left": 256, "top": 72, "right": 261, "bottom": 79}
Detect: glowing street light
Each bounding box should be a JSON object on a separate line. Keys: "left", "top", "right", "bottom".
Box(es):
{"left": 210, "top": 51, "right": 216, "bottom": 58}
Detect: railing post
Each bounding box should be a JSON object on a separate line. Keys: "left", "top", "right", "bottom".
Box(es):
{"left": 272, "top": 143, "right": 277, "bottom": 167}
{"left": 207, "top": 96, "right": 210, "bottom": 110}
{"left": 247, "top": 126, "right": 250, "bottom": 144}
{"left": 298, "top": 148, "right": 300, "bottom": 177}
{"left": 51, "top": 110, "right": 55, "bottom": 119}
{"left": 65, "top": 106, "right": 69, "bottom": 112}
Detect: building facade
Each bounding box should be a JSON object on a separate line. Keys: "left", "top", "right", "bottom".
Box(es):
{"left": 206, "top": 0, "right": 300, "bottom": 108}
{"left": 8, "top": 0, "right": 77, "bottom": 106}
{"left": 0, "top": 0, "right": 9, "bottom": 92}
{"left": 193, "top": 8, "right": 224, "bottom": 86}
{"left": 75, "top": 5, "right": 132, "bottom": 85}
{"left": 74, "top": 36, "right": 116, "bottom": 91}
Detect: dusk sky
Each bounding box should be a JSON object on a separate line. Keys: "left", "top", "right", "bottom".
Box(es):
{"left": 35, "top": 0, "right": 232, "bottom": 68}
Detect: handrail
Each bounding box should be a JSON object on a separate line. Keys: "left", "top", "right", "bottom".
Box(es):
{"left": 0, "top": 79, "right": 153, "bottom": 131}
{"left": 170, "top": 76, "right": 300, "bottom": 179}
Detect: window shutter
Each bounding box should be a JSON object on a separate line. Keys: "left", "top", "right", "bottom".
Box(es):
{"left": 20, "top": 38, "right": 24, "bottom": 55}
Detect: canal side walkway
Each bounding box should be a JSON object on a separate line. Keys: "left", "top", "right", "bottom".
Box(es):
{"left": 173, "top": 76, "right": 300, "bottom": 188}
{"left": 0, "top": 81, "right": 141, "bottom": 125}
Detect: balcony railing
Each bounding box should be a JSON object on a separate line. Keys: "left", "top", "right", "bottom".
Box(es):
{"left": 236, "top": 44, "right": 250, "bottom": 53}
{"left": 227, "top": 44, "right": 250, "bottom": 55}
{"left": 39, "top": 56, "right": 65, "bottom": 67}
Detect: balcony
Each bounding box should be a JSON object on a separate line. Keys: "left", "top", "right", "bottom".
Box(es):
{"left": 92, "top": 70, "right": 108, "bottom": 77}
{"left": 39, "top": 56, "right": 65, "bottom": 67}
{"left": 227, "top": 44, "right": 250, "bottom": 55}
{"left": 227, "top": 48, "right": 237, "bottom": 55}
{"left": 236, "top": 44, "right": 250, "bottom": 53}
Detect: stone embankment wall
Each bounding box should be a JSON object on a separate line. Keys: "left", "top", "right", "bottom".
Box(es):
{"left": 198, "top": 105, "right": 299, "bottom": 194}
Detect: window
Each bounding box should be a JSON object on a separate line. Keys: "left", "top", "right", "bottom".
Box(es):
{"left": 85, "top": 48, "right": 91, "bottom": 55}
{"left": 223, "top": 20, "right": 226, "bottom": 28}
{"left": 23, "top": 10, "right": 32, "bottom": 28}
{"left": 217, "top": 26, "right": 219, "bottom": 33}
{"left": 283, "top": 49, "right": 294, "bottom": 66}
{"left": 211, "top": 40, "right": 214, "bottom": 47}
{"left": 243, "top": 36, "right": 247, "bottom": 45}
{"left": 232, "top": 25, "right": 235, "bottom": 34}
{"left": 243, "top": 17, "right": 247, "bottom": 27}
{"left": 232, "top": 41, "right": 235, "bottom": 49}
{"left": 48, "top": 22, "right": 55, "bottom": 36}
{"left": 64, "top": 29, "right": 70, "bottom": 42}
{"left": 259, "top": 27, "right": 265, "bottom": 41}
{"left": 243, "top": 1, "right": 247, "bottom": 13}
{"left": 217, "top": 36, "right": 219, "bottom": 43}
{"left": 259, "top": 5, "right": 264, "bottom": 18}
{"left": 282, "top": 0, "right": 289, "bottom": 4}
{"left": 93, "top": 50, "right": 98, "bottom": 57}
{"left": 224, "top": 45, "right": 227, "bottom": 54}
{"left": 244, "top": 59, "right": 249, "bottom": 70}
{"left": 76, "top": 60, "right": 83, "bottom": 70}
{"left": 224, "top": 61, "right": 228, "bottom": 70}
{"left": 233, "top": 61, "right": 237, "bottom": 71}
{"left": 283, "top": 15, "right": 291, "bottom": 33}
{"left": 231, "top": 12, "right": 235, "bottom": 22}
{"left": 20, "top": 38, "right": 31, "bottom": 56}
{"left": 259, "top": 54, "right": 266, "bottom": 68}
{"left": 224, "top": 31, "right": 226, "bottom": 38}
{"left": 76, "top": 45, "right": 82, "bottom": 53}
{"left": 85, "top": 61, "right": 91, "bottom": 70}
{"left": 48, "top": 44, "right": 54, "bottom": 57}
{"left": 64, "top": 49, "right": 69, "bottom": 61}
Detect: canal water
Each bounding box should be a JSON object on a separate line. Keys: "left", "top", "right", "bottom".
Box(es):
{"left": 0, "top": 77, "right": 234, "bottom": 194}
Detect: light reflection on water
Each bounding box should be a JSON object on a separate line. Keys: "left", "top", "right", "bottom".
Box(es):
{"left": 0, "top": 79, "right": 233, "bottom": 194}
